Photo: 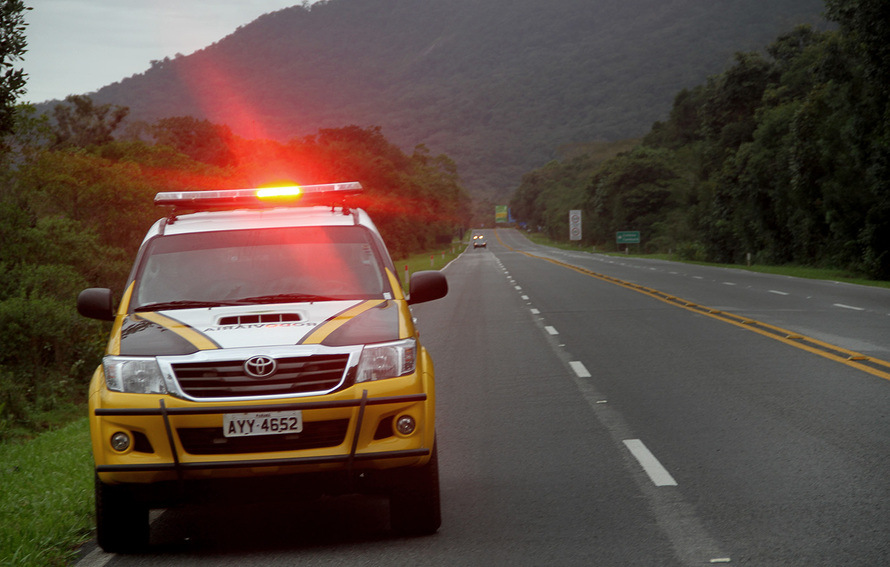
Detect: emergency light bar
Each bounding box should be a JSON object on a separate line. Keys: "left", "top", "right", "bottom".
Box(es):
{"left": 154, "top": 182, "right": 363, "bottom": 208}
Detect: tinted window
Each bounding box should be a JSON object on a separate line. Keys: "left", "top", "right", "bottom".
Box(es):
{"left": 134, "top": 226, "right": 389, "bottom": 308}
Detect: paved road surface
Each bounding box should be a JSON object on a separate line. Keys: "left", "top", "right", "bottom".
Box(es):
{"left": 77, "top": 229, "right": 890, "bottom": 566}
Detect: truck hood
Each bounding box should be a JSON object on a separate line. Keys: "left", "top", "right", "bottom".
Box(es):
{"left": 118, "top": 300, "right": 397, "bottom": 355}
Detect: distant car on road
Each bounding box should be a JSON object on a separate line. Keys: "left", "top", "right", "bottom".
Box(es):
{"left": 473, "top": 234, "right": 487, "bottom": 248}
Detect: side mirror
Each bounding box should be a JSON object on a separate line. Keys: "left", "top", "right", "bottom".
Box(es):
{"left": 77, "top": 288, "right": 115, "bottom": 321}
{"left": 408, "top": 271, "right": 448, "bottom": 305}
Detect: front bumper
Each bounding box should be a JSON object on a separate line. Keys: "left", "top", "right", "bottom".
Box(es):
{"left": 91, "top": 373, "right": 435, "bottom": 486}
{"left": 96, "top": 391, "right": 427, "bottom": 470}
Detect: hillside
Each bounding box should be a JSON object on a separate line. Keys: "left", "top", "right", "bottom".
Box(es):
{"left": 82, "top": 0, "right": 827, "bottom": 197}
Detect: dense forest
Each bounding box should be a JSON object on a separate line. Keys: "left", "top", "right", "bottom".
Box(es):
{"left": 511, "top": 0, "right": 889, "bottom": 280}
{"left": 0, "top": 95, "right": 469, "bottom": 438}
{"left": 46, "top": 0, "right": 827, "bottom": 198}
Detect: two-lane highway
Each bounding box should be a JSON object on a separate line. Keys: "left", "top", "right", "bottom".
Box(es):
{"left": 495, "top": 229, "right": 890, "bottom": 361}
{"left": 461, "top": 229, "right": 889, "bottom": 565}
{"left": 78, "top": 228, "right": 889, "bottom": 566}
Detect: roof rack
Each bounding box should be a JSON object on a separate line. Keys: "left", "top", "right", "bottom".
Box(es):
{"left": 154, "top": 182, "right": 363, "bottom": 211}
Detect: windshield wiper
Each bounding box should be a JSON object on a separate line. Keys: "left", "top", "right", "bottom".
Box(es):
{"left": 233, "top": 293, "right": 338, "bottom": 304}
{"left": 134, "top": 300, "right": 244, "bottom": 312}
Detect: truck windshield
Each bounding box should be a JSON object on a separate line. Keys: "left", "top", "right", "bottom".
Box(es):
{"left": 133, "top": 226, "right": 389, "bottom": 310}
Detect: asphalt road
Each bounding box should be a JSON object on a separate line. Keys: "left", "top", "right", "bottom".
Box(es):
{"left": 77, "top": 229, "right": 890, "bottom": 566}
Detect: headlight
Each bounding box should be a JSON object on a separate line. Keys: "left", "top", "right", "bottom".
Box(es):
{"left": 356, "top": 339, "right": 417, "bottom": 383}
{"left": 103, "top": 356, "right": 168, "bottom": 394}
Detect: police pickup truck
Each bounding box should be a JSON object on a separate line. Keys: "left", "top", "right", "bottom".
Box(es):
{"left": 77, "top": 183, "right": 447, "bottom": 552}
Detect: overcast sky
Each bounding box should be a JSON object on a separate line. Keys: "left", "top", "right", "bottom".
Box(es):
{"left": 22, "top": 0, "right": 320, "bottom": 104}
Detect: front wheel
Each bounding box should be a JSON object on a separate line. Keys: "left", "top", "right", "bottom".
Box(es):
{"left": 95, "top": 474, "right": 150, "bottom": 553}
{"left": 389, "top": 442, "right": 441, "bottom": 536}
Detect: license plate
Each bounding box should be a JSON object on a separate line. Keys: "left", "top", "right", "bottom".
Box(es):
{"left": 223, "top": 411, "right": 303, "bottom": 438}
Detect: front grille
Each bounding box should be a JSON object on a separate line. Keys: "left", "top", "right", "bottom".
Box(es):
{"left": 172, "top": 354, "right": 350, "bottom": 399}
{"left": 178, "top": 419, "right": 349, "bottom": 455}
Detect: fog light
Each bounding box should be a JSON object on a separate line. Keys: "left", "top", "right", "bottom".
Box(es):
{"left": 110, "top": 432, "right": 131, "bottom": 452}
{"left": 395, "top": 416, "right": 416, "bottom": 435}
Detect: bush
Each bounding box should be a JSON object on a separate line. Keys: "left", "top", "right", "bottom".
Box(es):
{"left": 676, "top": 241, "right": 707, "bottom": 262}
{"left": 0, "top": 297, "right": 104, "bottom": 439}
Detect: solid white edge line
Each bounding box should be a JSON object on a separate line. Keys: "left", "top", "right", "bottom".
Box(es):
{"left": 623, "top": 439, "right": 678, "bottom": 487}
{"left": 570, "top": 361, "right": 591, "bottom": 378}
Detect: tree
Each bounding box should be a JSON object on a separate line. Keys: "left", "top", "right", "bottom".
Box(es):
{"left": 699, "top": 52, "right": 774, "bottom": 158}
{"left": 643, "top": 87, "right": 707, "bottom": 150}
{"left": 151, "top": 116, "right": 237, "bottom": 167}
{"left": 51, "top": 95, "right": 129, "bottom": 149}
{"left": 584, "top": 147, "right": 682, "bottom": 247}
{"left": 825, "top": 0, "right": 890, "bottom": 98}
{"left": 0, "top": 1, "right": 29, "bottom": 143}
{"left": 824, "top": 0, "right": 890, "bottom": 278}
{"left": 0, "top": 205, "right": 115, "bottom": 432}
{"left": 17, "top": 147, "right": 165, "bottom": 258}
{"left": 509, "top": 139, "right": 640, "bottom": 239}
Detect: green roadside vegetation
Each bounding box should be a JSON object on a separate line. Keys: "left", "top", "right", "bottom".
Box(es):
{"left": 396, "top": 238, "right": 469, "bottom": 294}
{"left": 511, "top": 3, "right": 890, "bottom": 283}
{"left": 0, "top": 418, "right": 93, "bottom": 567}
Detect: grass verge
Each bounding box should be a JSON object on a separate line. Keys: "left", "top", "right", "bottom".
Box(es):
{"left": 0, "top": 417, "right": 93, "bottom": 566}
{"left": 394, "top": 239, "right": 467, "bottom": 293}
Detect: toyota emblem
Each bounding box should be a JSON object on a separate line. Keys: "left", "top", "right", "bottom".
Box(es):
{"left": 244, "top": 355, "right": 277, "bottom": 378}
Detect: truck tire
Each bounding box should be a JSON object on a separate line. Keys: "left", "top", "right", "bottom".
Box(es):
{"left": 389, "top": 442, "right": 441, "bottom": 536}
{"left": 95, "top": 474, "right": 150, "bottom": 553}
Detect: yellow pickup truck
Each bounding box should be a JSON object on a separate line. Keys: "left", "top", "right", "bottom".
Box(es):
{"left": 77, "top": 183, "right": 447, "bottom": 552}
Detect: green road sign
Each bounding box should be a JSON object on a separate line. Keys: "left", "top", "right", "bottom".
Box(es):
{"left": 616, "top": 231, "right": 640, "bottom": 244}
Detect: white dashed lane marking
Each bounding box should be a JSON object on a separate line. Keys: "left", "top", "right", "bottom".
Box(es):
{"left": 570, "top": 361, "right": 591, "bottom": 378}
{"left": 623, "top": 439, "right": 678, "bottom": 487}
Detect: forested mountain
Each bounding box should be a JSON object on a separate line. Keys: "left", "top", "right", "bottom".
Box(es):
{"left": 510, "top": 1, "right": 890, "bottom": 280}
{"left": 77, "top": 0, "right": 827, "bottom": 197}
